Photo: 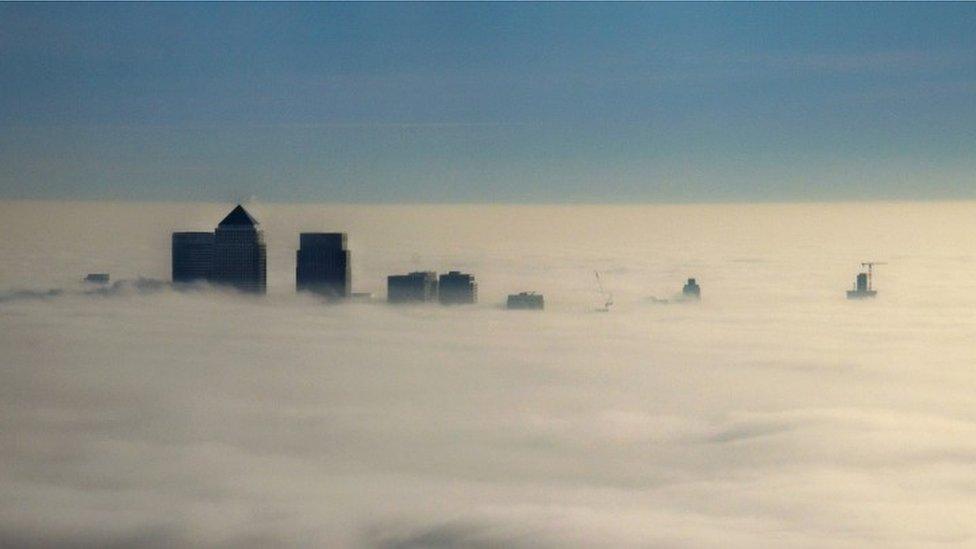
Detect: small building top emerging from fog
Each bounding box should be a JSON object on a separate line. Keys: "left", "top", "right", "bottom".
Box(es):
{"left": 218, "top": 205, "right": 259, "bottom": 227}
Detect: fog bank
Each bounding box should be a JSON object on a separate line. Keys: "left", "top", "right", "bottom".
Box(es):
{"left": 1, "top": 201, "right": 975, "bottom": 547}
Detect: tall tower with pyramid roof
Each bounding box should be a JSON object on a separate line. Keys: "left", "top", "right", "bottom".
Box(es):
{"left": 211, "top": 205, "right": 267, "bottom": 294}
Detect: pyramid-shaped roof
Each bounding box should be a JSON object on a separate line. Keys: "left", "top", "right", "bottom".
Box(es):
{"left": 218, "top": 205, "right": 259, "bottom": 227}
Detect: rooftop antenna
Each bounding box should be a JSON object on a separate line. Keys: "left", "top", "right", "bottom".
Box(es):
{"left": 594, "top": 271, "right": 613, "bottom": 312}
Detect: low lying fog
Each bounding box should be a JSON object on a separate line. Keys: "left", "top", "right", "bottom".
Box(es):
{"left": 1, "top": 201, "right": 975, "bottom": 547}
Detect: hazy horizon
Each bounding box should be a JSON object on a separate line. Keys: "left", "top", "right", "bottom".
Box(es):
{"left": 3, "top": 201, "right": 976, "bottom": 546}
{"left": 3, "top": 2, "right": 976, "bottom": 547}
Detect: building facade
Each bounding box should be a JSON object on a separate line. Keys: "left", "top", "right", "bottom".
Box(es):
{"left": 84, "top": 273, "right": 110, "bottom": 284}
{"left": 507, "top": 292, "right": 544, "bottom": 310}
{"left": 171, "top": 231, "right": 214, "bottom": 283}
{"left": 211, "top": 205, "right": 267, "bottom": 294}
{"left": 387, "top": 271, "right": 438, "bottom": 303}
{"left": 296, "top": 233, "right": 350, "bottom": 298}
{"left": 438, "top": 271, "right": 477, "bottom": 305}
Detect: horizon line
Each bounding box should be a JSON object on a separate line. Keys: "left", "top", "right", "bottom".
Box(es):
{"left": 1, "top": 197, "right": 974, "bottom": 207}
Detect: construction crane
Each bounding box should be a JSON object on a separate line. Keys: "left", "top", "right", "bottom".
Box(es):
{"left": 848, "top": 261, "right": 886, "bottom": 299}
{"left": 594, "top": 271, "right": 613, "bottom": 312}
{"left": 860, "top": 261, "right": 887, "bottom": 292}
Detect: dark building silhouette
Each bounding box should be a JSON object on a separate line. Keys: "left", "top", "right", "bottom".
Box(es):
{"left": 847, "top": 272, "right": 877, "bottom": 299}
{"left": 296, "top": 233, "right": 350, "bottom": 299}
{"left": 682, "top": 278, "right": 701, "bottom": 300}
{"left": 507, "top": 292, "right": 544, "bottom": 310}
{"left": 211, "top": 205, "right": 267, "bottom": 294}
{"left": 847, "top": 262, "right": 882, "bottom": 299}
{"left": 439, "top": 271, "right": 477, "bottom": 305}
{"left": 171, "top": 232, "right": 214, "bottom": 283}
{"left": 387, "top": 271, "right": 438, "bottom": 303}
{"left": 84, "top": 273, "right": 110, "bottom": 284}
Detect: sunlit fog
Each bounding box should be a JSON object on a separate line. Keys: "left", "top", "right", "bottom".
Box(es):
{"left": 2, "top": 201, "right": 974, "bottom": 547}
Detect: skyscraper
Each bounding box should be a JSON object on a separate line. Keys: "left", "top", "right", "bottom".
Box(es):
{"left": 387, "top": 271, "right": 438, "bottom": 303}
{"left": 296, "top": 233, "right": 350, "bottom": 299}
{"left": 171, "top": 232, "right": 214, "bottom": 283}
{"left": 438, "top": 271, "right": 477, "bottom": 305}
{"left": 211, "top": 205, "right": 266, "bottom": 294}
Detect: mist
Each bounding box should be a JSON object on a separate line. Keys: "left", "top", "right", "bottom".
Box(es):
{"left": 1, "top": 201, "right": 975, "bottom": 547}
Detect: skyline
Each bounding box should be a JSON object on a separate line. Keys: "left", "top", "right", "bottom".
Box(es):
{"left": 1, "top": 3, "right": 975, "bottom": 203}
{"left": 4, "top": 4, "right": 976, "bottom": 545}
{"left": 2, "top": 200, "right": 975, "bottom": 546}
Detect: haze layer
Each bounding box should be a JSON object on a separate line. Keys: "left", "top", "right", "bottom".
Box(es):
{"left": 1, "top": 201, "right": 974, "bottom": 547}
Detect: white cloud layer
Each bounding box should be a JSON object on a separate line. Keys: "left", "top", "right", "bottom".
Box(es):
{"left": 1, "top": 201, "right": 975, "bottom": 547}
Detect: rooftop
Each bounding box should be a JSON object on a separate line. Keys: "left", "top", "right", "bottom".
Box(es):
{"left": 217, "top": 205, "right": 259, "bottom": 227}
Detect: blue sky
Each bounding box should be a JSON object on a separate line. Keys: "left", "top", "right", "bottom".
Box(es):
{"left": 1, "top": 2, "right": 974, "bottom": 203}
